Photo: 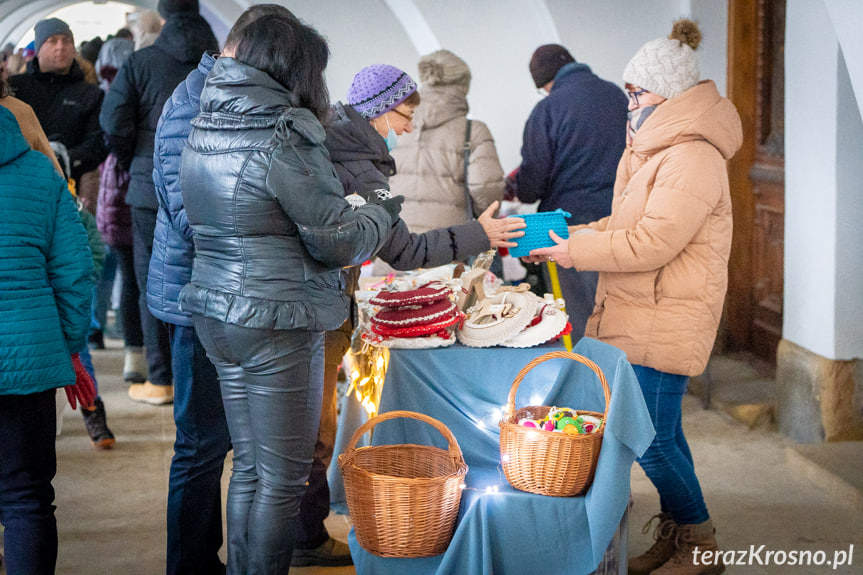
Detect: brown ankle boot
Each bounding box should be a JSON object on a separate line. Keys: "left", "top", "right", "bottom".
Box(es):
{"left": 652, "top": 519, "right": 725, "bottom": 575}
{"left": 628, "top": 512, "right": 679, "bottom": 574}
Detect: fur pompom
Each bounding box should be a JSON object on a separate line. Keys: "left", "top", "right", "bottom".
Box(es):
{"left": 669, "top": 18, "right": 702, "bottom": 51}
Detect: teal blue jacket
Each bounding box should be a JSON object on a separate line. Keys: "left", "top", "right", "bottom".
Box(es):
{"left": 0, "top": 105, "right": 94, "bottom": 395}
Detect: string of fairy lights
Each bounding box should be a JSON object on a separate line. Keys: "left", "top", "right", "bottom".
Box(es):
{"left": 343, "top": 343, "right": 389, "bottom": 418}
{"left": 342, "top": 346, "right": 560, "bottom": 494}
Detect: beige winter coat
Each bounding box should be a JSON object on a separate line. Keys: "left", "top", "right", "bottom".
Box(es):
{"left": 569, "top": 81, "right": 742, "bottom": 376}
{"left": 390, "top": 85, "right": 504, "bottom": 233}
{"left": 0, "top": 96, "right": 63, "bottom": 174}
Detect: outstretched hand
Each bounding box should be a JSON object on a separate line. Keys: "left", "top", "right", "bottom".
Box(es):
{"left": 522, "top": 230, "right": 573, "bottom": 267}
{"left": 478, "top": 201, "right": 526, "bottom": 248}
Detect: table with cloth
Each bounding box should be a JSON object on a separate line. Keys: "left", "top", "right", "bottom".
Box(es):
{"left": 329, "top": 337, "right": 655, "bottom": 575}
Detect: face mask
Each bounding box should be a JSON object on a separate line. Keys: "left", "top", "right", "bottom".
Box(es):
{"left": 627, "top": 105, "right": 657, "bottom": 141}
{"left": 383, "top": 115, "right": 398, "bottom": 151}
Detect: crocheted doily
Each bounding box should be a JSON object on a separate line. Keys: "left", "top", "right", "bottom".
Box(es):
{"left": 457, "top": 291, "right": 537, "bottom": 348}
{"left": 361, "top": 330, "right": 458, "bottom": 349}
{"left": 500, "top": 302, "right": 570, "bottom": 348}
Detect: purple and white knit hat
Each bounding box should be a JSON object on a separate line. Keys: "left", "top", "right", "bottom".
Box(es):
{"left": 347, "top": 64, "right": 417, "bottom": 119}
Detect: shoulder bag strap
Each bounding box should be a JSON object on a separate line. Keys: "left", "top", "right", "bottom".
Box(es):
{"left": 463, "top": 118, "right": 473, "bottom": 220}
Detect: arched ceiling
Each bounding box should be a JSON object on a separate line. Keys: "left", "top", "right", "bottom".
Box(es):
{"left": 0, "top": 0, "right": 155, "bottom": 46}
{"left": 0, "top": 0, "right": 729, "bottom": 173}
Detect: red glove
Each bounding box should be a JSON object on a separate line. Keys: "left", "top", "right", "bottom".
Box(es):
{"left": 66, "top": 353, "right": 97, "bottom": 410}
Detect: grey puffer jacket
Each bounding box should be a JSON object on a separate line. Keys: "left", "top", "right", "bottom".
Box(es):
{"left": 390, "top": 85, "right": 505, "bottom": 232}
{"left": 178, "top": 58, "right": 393, "bottom": 332}
{"left": 325, "top": 102, "right": 490, "bottom": 273}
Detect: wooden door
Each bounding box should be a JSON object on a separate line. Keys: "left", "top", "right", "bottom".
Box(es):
{"left": 725, "top": 0, "right": 786, "bottom": 363}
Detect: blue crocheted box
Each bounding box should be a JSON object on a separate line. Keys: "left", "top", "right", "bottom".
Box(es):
{"left": 507, "top": 209, "right": 571, "bottom": 258}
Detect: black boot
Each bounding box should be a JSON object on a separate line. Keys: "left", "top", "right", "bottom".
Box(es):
{"left": 82, "top": 398, "right": 116, "bottom": 449}
{"left": 88, "top": 329, "right": 105, "bottom": 350}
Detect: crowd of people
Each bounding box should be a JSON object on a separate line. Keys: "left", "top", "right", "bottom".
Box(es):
{"left": 0, "top": 1, "right": 740, "bottom": 574}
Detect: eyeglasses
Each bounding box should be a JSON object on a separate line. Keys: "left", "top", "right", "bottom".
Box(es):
{"left": 627, "top": 89, "right": 648, "bottom": 107}
{"left": 391, "top": 107, "right": 414, "bottom": 122}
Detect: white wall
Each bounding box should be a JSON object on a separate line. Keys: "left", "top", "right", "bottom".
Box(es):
{"left": 300, "top": 0, "right": 727, "bottom": 172}
{"left": 784, "top": 0, "right": 863, "bottom": 361}
{"left": 1, "top": 0, "right": 729, "bottom": 171}
{"left": 825, "top": 0, "right": 863, "bottom": 114}
{"left": 691, "top": 0, "right": 728, "bottom": 97}
{"left": 833, "top": 51, "right": 863, "bottom": 360}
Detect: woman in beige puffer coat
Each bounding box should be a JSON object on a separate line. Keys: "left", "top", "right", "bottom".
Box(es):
{"left": 389, "top": 49, "right": 505, "bottom": 233}
{"left": 526, "top": 21, "right": 742, "bottom": 575}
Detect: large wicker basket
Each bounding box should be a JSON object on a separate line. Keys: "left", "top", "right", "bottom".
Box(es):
{"left": 499, "top": 350, "right": 610, "bottom": 496}
{"left": 338, "top": 410, "right": 469, "bottom": 557}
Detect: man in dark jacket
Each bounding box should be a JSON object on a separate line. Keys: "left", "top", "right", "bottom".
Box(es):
{"left": 9, "top": 17, "right": 107, "bottom": 182}
{"left": 515, "top": 44, "right": 628, "bottom": 338}
{"left": 99, "top": 0, "right": 218, "bottom": 406}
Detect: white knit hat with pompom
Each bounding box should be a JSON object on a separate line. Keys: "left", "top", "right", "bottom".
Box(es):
{"left": 623, "top": 19, "right": 702, "bottom": 99}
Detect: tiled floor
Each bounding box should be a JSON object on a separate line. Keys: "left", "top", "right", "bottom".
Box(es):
{"left": 1, "top": 339, "right": 860, "bottom": 574}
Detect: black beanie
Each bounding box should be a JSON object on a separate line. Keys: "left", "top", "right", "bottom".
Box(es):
{"left": 80, "top": 37, "right": 102, "bottom": 64}
{"left": 34, "top": 18, "right": 74, "bottom": 54}
{"left": 157, "top": 0, "right": 200, "bottom": 18}
{"left": 529, "top": 44, "right": 575, "bottom": 88}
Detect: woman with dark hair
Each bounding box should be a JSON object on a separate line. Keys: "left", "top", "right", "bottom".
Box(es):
{"left": 178, "top": 14, "right": 397, "bottom": 573}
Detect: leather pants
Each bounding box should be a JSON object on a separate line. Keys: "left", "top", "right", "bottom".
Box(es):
{"left": 194, "top": 315, "right": 324, "bottom": 575}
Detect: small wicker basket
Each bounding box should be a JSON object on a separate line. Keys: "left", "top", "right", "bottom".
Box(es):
{"left": 499, "top": 350, "right": 610, "bottom": 497}
{"left": 338, "top": 410, "right": 469, "bottom": 558}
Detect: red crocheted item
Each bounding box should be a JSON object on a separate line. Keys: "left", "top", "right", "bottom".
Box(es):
{"left": 369, "top": 284, "right": 452, "bottom": 308}
{"left": 371, "top": 312, "right": 463, "bottom": 338}
{"left": 372, "top": 300, "right": 458, "bottom": 327}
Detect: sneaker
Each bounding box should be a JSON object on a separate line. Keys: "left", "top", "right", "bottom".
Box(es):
{"left": 81, "top": 398, "right": 116, "bottom": 449}
{"left": 88, "top": 329, "right": 105, "bottom": 350}
{"left": 291, "top": 537, "right": 353, "bottom": 567}
{"left": 128, "top": 382, "right": 173, "bottom": 405}
{"left": 123, "top": 348, "right": 147, "bottom": 383}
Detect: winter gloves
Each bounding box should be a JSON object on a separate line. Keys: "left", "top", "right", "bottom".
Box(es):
{"left": 66, "top": 353, "right": 97, "bottom": 410}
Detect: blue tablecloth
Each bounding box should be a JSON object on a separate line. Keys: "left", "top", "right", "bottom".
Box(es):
{"left": 336, "top": 338, "right": 655, "bottom": 575}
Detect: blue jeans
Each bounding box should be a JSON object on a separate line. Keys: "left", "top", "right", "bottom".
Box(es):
{"left": 0, "top": 389, "right": 58, "bottom": 575}
{"left": 92, "top": 246, "right": 117, "bottom": 335}
{"left": 633, "top": 364, "right": 709, "bottom": 525}
{"left": 166, "top": 324, "right": 232, "bottom": 575}
{"left": 78, "top": 343, "right": 100, "bottom": 397}
{"left": 194, "top": 316, "right": 323, "bottom": 575}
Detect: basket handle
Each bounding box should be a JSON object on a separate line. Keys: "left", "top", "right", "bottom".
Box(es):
{"left": 342, "top": 410, "right": 466, "bottom": 466}
{"left": 503, "top": 351, "right": 611, "bottom": 431}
